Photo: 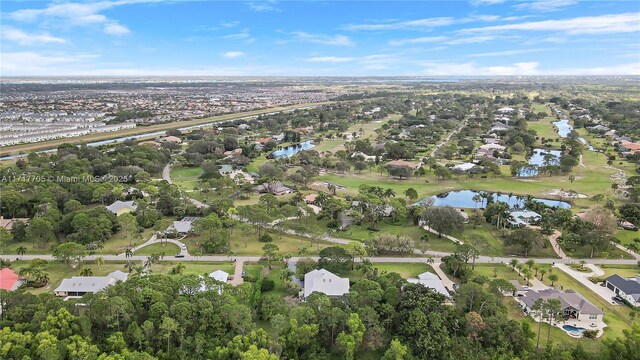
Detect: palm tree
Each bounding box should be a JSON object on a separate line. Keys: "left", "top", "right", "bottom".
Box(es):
{"left": 548, "top": 273, "right": 559, "bottom": 287}
{"left": 80, "top": 268, "right": 93, "bottom": 276}
{"left": 383, "top": 188, "right": 395, "bottom": 199}
{"left": 526, "top": 259, "right": 536, "bottom": 270}
{"left": 425, "top": 256, "right": 435, "bottom": 265}
{"left": 539, "top": 268, "right": 547, "bottom": 281}
{"left": 170, "top": 263, "right": 185, "bottom": 275}
{"left": 125, "top": 248, "right": 133, "bottom": 258}
{"left": 472, "top": 194, "right": 483, "bottom": 210}
{"left": 523, "top": 269, "right": 533, "bottom": 286}
{"left": 509, "top": 259, "right": 519, "bottom": 271}
{"left": 95, "top": 256, "right": 104, "bottom": 269}
{"left": 17, "top": 246, "right": 27, "bottom": 258}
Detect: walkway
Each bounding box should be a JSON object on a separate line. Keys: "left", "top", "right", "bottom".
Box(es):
{"left": 554, "top": 263, "right": 619, "bottom": 305}
{"left": 548, "top": 230, "right": 567, "bottom": 259}
{"left": 422, "top": 225, "right": 463, "bottom": 245}
{"left": 432, "top": 262, "right": 457, "bottom": 291}
{"left": 230, "top": 259, "right": 244, "bottom": 286}
{"left": 613, "top": 242, "right": 640, "bottom": 260}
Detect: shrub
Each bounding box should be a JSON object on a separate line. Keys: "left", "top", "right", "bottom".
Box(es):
{"left": 261, "top": 278, "right": 275, "bottom": 292}
{"left": 259, "top": 234, "right": 273, "bottom": 243}
{"left": 583, "top": 330, "right": 598, "bottom": 339}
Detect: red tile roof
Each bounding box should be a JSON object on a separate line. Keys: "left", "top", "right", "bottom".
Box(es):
{"left": 0, "top": 268, "right": 20, "bottom": 291}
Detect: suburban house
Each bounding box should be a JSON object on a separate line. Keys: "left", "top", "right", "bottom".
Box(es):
{"left": 451, "top": 162, "right": 479, "bottom": 173}
{"left": 159, "top": 135, "right": 182, "bottom": 143}
{"left": 54, "top": 270, "right": 129, "bottom": 298}
{"left": 605, "top": 274, "right": 640, "bottom": 307}
{"left": 0, "top": 217, "right": 29, "bottom": 230}
{"left": 139, "top": 140, "right": 161, "bottom": 147}
{"left": 519, "top": 289, "right": 604, "bottom": 323}
{"left": 407, "top": 271, "right": 451, "bottom": 298}
{"left": 385, "top": 160, "right": 419, "bottom": 169}
{"left": 0, "top": 268, "right": 24, "bottom": 291}
{"left": 351, "top": 151, "right": 377, "bottom": 162}
{"left": 106, "top": 200, "right": 137, "bottom": 215}
{"left": 223, "top": 148, "right": 243, "bottom": 157}
{"left": 209, "top": 270, "right": 230, "bottom": 283}
{"left": 497, "top": 107, "right": 515, "bottom": 113}
{"left": 303, "top": 269, "right": 350, "bottom": 299}
{"left": 254, "top": 181, "right": 293, "bottom": 196}
{"left": 167, "top": 216, "right": 199, "bottom": 235}
{"left": 304, "top": 194, "right": 319, "bottom": 204}
{"left": 508, "top": 210, "right": 542, "bottom": 227}
{"left": 477, "top": 143, "right": 506, "bottom": 156}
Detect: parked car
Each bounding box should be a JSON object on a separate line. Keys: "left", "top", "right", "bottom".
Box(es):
{"left": 175, "top": 254, "right": 185, "bottom": 258}
{"left": 612, "top": 296, "right": 624, "bottom": 304}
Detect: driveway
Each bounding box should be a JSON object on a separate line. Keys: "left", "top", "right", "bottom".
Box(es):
{"left": 554, "top": 263, "right": 619, "bottom": 305}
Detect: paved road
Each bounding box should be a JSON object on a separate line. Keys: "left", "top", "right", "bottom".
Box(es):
{"left": 427, "top": 118, "right": 469, "bottom": 159}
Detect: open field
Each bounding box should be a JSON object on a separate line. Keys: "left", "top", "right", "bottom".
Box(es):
{"left": 135, "top": 242, "right": 181, "bottom": 256}
{"left": 0, "top": 102, "right": 331, "bottom": 157}
{"left": 170, "top": 166, "right": 202, "bottom": 190}
{"left": 312, "top": 114, "right": 397, "bottom": 153}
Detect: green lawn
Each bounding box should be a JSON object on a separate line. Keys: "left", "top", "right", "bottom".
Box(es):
{"left": 102, "top": 228, "right": 155, "bottom": 255}
{"left": 170, "top": 166, "right": 202, "bottom": 190}
{"left": 599, "top": 264, "right": 640, "bottom": 278}
{"left": 473, "top": 264, "right": 527, "bottom": 283}
{"left": 370, "top": 263, "right": 435, "bottom": 279}
{"left": 182, "top": 230, "right": 334, "bottom": 256}
{"left": 135, "top": 242, "right": 181, "bottom": 256}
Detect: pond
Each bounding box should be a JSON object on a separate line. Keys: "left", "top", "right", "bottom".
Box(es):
{"left": 269, "top": 140, "right": 315, "bottom": 158}
{"left": 519, "top": 148, "right": 562, "bottom": 178}
{"left": 413, "top": 190, "right": 571, "bottom": 209}
{"left": 553, "top": 118, "right": 595, "bottom": 151}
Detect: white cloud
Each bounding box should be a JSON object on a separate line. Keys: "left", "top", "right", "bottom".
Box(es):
{"left": 343, "top": 14, "right": 526, "bottom": 31}
{"left": 388, "top": 36, "right": 448, "bottom": 46}
{"left": 103, "top": 22, "right": 130, "bottom": 35}
{"left": 514, "top": 0, "right": 577, "bottom": 12}
{"left": 1, "top": 51, "right": 99, "bottom": 74}
{"left": 1, "top": 26, "right": 66, "bottom": 45}
{"left": 291, "top": 32, "right": 354, "bottom": 46}
{"left": 445, "top": 35, "right": 495, "bottom": 44}
{"left": 470, "top": 0, "right": 506, "bottom": 5}
{"left": 220, "top": 21, "right": 240, "bottom": 28}
{"left": 247, "top": 1, "right": 280, "bottom": 12}
{"left": 306, "top": 56, "right": 355, "bottom": 63}
{"left": 221, "top": 51, "right": 245, "bottom": 58}
{"left": 460, "top": 12, "right": 640, "bottom": 35}
{"left": 7, "top": 0, "right": 152, "bottom": 35}
{"left": 469, "top": 49, "right": 544, "bottom": 57}
{"left": 419, "top": 60, "right": 640, "bottom": 76}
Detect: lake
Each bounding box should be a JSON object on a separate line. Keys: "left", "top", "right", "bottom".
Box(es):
{"left": 413, "top": 190, "right": 571, "bottom": 209}
{"left": 553, "top": 118, "right": 595, "bottom": 151}
{"left": 269, "top": 140, "right": 315, "bottom": 158}
{"left": 518, "top": 148, "right": 562, "bottom": 177}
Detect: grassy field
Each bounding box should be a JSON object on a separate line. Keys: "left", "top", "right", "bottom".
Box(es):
{"left": 599, "top": 264, "right": 640, "bottom": 278}
{"left": 170, "top": 166, "right": 203, "bottom": 190}
{"left": 312, "top": 114, "right": 397, "bottom": 153}
{"left": 182, "top": 230, "right": 334, "bottom": 256}
{"left": 0, "top": 102, "right": 331, "bottom": 157}
{"left": 135, "top": 242, "right": 181, "bottom": 256}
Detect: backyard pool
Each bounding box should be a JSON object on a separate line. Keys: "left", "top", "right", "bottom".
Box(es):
{"left": 562, "top": 325, "right": 586, "bottom": 337}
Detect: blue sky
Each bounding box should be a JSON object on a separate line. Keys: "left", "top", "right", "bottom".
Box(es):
{"left": 1, "top": 0, "right": 639, "bottom": 76}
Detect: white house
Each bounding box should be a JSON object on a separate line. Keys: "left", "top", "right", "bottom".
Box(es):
{"left": 106, "top": 200, "right": 137, "bottom": 215}
{"left": 497, "top": 107, "right": 515, "bottom": 113}
{"left": 209, "top": 270, "right": 230, "bottom": 283}
{"left": 451, "top": 162, "right": 478, "bottom": 173}
{"left": 407, "top": 271, "right": 451, "bottom": 298}
{"left": 54, "top": 270, "right": 128, "bottom": 298}
{"left": 520, "top": 289, "right": 604, "bottom": 323}
{"left": 351, "top": 151, "right": 376, "bottom": 162}
{"left": 605, "top": 274, "right": 640, "bottom": 307}
{"left": 303, "top": 269, "right": 350, "bottom": 299}
{"left": 509, "top": 210, "right": 542, "bottom": 227}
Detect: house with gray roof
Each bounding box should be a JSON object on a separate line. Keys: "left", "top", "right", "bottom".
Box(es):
{"left": 106, "top": 200, "right": 137, "bottom": 215}
{"left": 54, "top": 270, "right": 128, "bottom": 298}
{"left": 605, "top": 274, "right": 640, "bottom": 307}
{"left": 407, "top": 271, "right": 451, "bottom": 298}
{"left": 520, "top": 289, "right": 604, "bottom": 323}
{"left": 303, "top": 269, "right": 350, "bottom": 299}
{"left": 508, "top": 210, "right": 541, "bottom": 227}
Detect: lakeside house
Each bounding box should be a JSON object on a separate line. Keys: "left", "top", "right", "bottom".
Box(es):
{"left": 303, "top": 269, "right": 350, "bottom": 299}
{"left": 519, "top": 289, "right": 604, "bottom": 323}
{"left": 0, "top": 268, "right": 24, "bottom": 291}
{"left": 54, "top": 270, "right": 129, "bottom": 298}
{"left": 451, "top": 162, "right": 479, "bottom": 173}
{"left": 106, "top": 200, "right": 137, "bottom": 215}
{"left": 508, "top": 210, "right": 542, "bottom": 227}
{"left": 407, "top": 271, "right": 451, "bottom": 298}
{"left": 605, "top": 274, "right": 640, "bottom": 307}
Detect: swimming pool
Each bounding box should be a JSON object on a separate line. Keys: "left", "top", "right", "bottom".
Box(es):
{"left": 562, "top": 325, "right": 585, "bottom": 337}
